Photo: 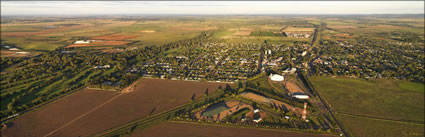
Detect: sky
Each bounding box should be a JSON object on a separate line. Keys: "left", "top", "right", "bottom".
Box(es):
{"left": 1, "top": 1, "right": 424, "bottom": 15}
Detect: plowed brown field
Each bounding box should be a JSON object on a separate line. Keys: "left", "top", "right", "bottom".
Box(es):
{"left": 1, "top": 89, "right": 119, "bottom": 137}
{"left": 92, "top": 35, "right": 138, "bottom": 40}
{"left": 1, "top": 79, "right": 226, "bottom": 137}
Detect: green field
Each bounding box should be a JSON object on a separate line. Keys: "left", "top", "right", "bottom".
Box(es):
{"left": 201, "top": 102, "right": 229, "bottom": 117}
{"left": 337, "top": 114, "right": 424, "bottom": 137}
{"left": 310, "top": 76, "right": 424, "bottom": 122}
{"left": 310, "top": 76, "right": 424, "bottom": 137}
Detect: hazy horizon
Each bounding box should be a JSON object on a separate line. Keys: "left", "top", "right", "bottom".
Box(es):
{"left": 1, "top": 1, "right": 424, "bottom": 15}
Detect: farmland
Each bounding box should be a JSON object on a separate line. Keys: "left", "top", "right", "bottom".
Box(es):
{"left": 337, "top": 114, "right": 424, "bottom": 137}
{"left": 309, "top": 76, "right": 424, "bottom": 136}
{"left": 129, "top": 121, "right": 338, "bottom": 137}
{"left": 1, "top": 14, "right": 424, "bottom": 137}
{"left": 1, "top": 79, "right": 226, "bottom": 137}
{"left": 309, "top": 76, "right": 424, "bottom": 123}
{"left": 0, "top": 89, "right": 119, "bottom": 137}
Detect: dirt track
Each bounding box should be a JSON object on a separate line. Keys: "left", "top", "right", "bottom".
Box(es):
{"left": 285, "top": 81, "right": 305, "bottom": 94}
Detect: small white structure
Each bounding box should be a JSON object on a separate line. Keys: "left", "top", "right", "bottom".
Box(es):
{"left": 283, "top": 68, "right": 297, "bottom": 74}
{"left": 9, "top": 48, "right": 20, "bottom": 51}
{"left": 74, "top": 40, "right": 92, "bottom": 44}
{"left": 175, "top": 55, "right": 187, "bottom": 59}
{"left": 16, "top": 52, "right": 30, "bottom": 54}
{"left": 269, "top": 74, "right": 284, "bottom": 81}
{"left": 253, "top": 118, "right": 262, "bottom": 123}
{"left": 301, "top": 51, "right": 307, "bottom": 57}
{"left": 94, "top": 64, "right": 111, "bottom": 69}
{"left": 292, "top": 93, "right": 310, "bottom": 99}
{"left": 253, "top": 109, "right": 260, "bottom": 113}
{"left": 265, "top": 50, "right": 272, "bottom": 55}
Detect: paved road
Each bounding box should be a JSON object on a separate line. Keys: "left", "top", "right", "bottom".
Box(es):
{"left": 298, "top": 72, "right": 350, "bottom": 137}
{"left": 299, "top": 22, "right": 349, "bottom": 137}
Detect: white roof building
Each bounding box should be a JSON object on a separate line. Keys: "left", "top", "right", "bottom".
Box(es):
{"left": 301, "top": 51, "right": 307, "bottom": 57}
{"left": 253, "top": 109, "right": 260, "bottom": 113}
{"left": 74, "top": 40, "right": 91, "bottom": 44}
{"left": 269, "top": 74, "right": 284, "bottom": 81}
{"left": 283, "top": 68, "right": 297, "bottom": 74}
{"left": 292, "top": 93, "right": 310, "bottom": 99}
{"left": 9, "top": 48, "right": 20, "bottom": 51}
{"left": 16, "top": 52, "right": 30, "bottom": 54}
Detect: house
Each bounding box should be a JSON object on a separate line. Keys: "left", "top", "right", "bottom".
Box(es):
{"left": 283, "top": 68, "right": 297, "bottom": 74}
{"left": 269, "top": 74, "right": 284, "bottom": 81}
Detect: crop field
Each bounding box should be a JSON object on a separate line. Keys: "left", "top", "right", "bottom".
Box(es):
{"left": 129, "top": 121, "right": 337, "bottom": 137}
{"left": 283, "top": 26, "right": 315, "bottom": 32}
{"left": 285, "top": 81, "right": 305, "bottom": 94}
{"left": 0, "top": 50, "right": 39, "bottom": 57}
{"left": 323, "top": 18, "right": 424, "bottom": 34}
{"left": 1, "top": 79, "right": 226, "bottom": 137}
{"left": 309, "top": 76, "right": 424, "bottom": 136}
{"left": 92, "top": 34, "right": 138, "bottom": 40}
{"left": 240, "top": 92, "right": 273, "bottom": 103}
{"left": 0, "top": 18, "right": 220, "bottom": 50}
{"left": 1, "top": 89, "right": 119, "bottom": 137}
{"left": 309, "top": 76, "right": 424, "bottom": 122}
{"left": 337, "top": 114, "right": 424, "bottom": 137}
{"left": 0, "top": 16, "right": 322, "bottom": 52}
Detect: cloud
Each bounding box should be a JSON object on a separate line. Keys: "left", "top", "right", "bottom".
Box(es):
{"left": 1, "top": 1, "right": 424, "bottom": 15}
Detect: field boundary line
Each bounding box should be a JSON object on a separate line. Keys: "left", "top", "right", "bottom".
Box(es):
{"left": 95, "top": 89, "right": 229, "bottom": 137}
{"left": 169, "top": 120, "right": 339, "bottom": 136}
{"left": 337, "top": 112, "right": 425, "bottom": 126}
{"left": 0, "top": 86, "right": 86, "bottom": 123}
{"left": 43, "top": 93, "right": 124, "bottom": 137}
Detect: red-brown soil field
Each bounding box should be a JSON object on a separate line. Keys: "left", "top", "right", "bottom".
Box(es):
{"left": 66, "top": 41, "right": 128, "bottom": 48}
{"left": 92, "top": 34, "right": 138, "bottom": 40}
{"left": 1, "top": 89, "right": 119, "bottom": 137}
{"left": 129, "top": 121, "right": 337, "bottom": 137}
{"left": 1, "top": 79, "right": 226, "bottom": 137}
{"left": 285, "top": 81, "right": 305, "bottom": 94}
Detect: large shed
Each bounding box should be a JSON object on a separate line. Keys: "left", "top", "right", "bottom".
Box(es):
{"left": 269, "top": 74, "right": 284, "bottom": 81}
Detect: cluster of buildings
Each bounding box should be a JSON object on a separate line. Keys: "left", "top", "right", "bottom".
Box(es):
{"left": 74, "top": 40, "right": 102, "bottom": 44}
{"left": 94, "top": 64, "right": 111, "bottom": 69}
{"left": 283, "top": 32, "right": 311, "bottom": 38}
{"left": 128, "top": 42, "right": 314, "bottom": 83}
{"left": 134, "top": 42, "right": 264, "bottom": 82}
